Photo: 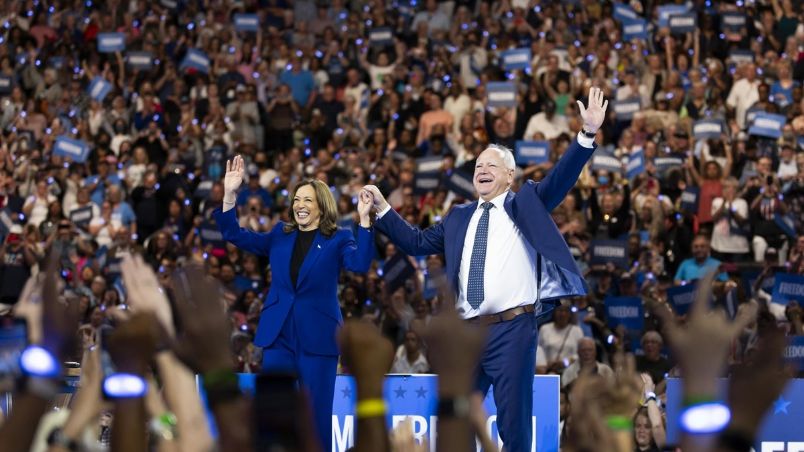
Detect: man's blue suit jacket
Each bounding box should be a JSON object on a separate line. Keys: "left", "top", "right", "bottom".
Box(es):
{"left": 376, "top": 139, "right": 595, "bottom": 313}
{"left": 214, "top": 208, "right": 374, "bottom": 355}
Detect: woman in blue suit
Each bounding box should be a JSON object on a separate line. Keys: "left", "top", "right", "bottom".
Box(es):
{"left": 214, "top": 155, "right": 374, "bottom": 451}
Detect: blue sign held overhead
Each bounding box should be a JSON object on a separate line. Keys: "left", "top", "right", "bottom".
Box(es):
{"left": 613, "top": 3, "right": 639, "bottom": 22}
{"left": 126, "top": 51, "right": 153, "bottom": 69}
{"left": 0, "top": 75, "right": 11, "bottom": 94}
{"left": 668, "top": 13, "right": 697, "bottom": 34}
{"left": 720, "top": 12, "right": 746, "bottom": 31}
{"left": 501, "top": 48, "right": 531, "bottom": 71}
{"left": 693, "top": 119, "right": 725, "bottom": 139}
{"left": 666, "top": 282, "right": 697, "bottom": 315}
{"left": 383, "top": 252, "right": 417, "bottom": 294}
{"left": 590, "top": 239, "right": 630, "bottom": 269}
{"left": 53, "top": 136, "right": 90, "bottom": 163}
{"left": 626, "top": 149, "right": 645, "bottom": 180}
{"left": 591, "top": 151, "right": 624, "bottom": 174}
{"left": 87, "top": 77, "right": 112, "bottom": 102}
{"left": 369, "top": 27, "right": 394, "bottom": 46}
{"left": 604, "top": 296, "right": 644, "bottom": 332}
{"left": 97, "top": 33, "right": 126, "bottom": 53}
{"left": 233, "top": 13, "right": 259, "bottom": 32}
{"left": 656, "top": 4, "right": 689, "bottom": 27}
{"left": 446, "top": 170, "right": 475, "bottom": 200}
{"left": 729, "top": 49, "right": 754, "bottom": 65}
{"left": 612, "top": 97, "right": 640, "bottom": 120}
{"left": 749, "top": 112, "right": 786, "bottom": 139}
{"left": 654, "top": 155, "right": 684, "bottom": 175}
{"left": 771, "top": 273, "right": 804, "bottom": 306}
{"left": 622, "top": 18, "right": 649, "bottom": 41}
{"left": 486, "top": 82, "right": 518, "bottom": 108}
{"left": 515, "top": 141, "right": 550, "bottom": 165}
{"left": 679, "top": 186, "right": 700, "bottom": 213}
{"left": 180, "top": 49, "right": 211, "bottom": 74}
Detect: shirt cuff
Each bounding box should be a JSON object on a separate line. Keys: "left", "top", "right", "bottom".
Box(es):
{"left": 576, "top": 131, "right": 595, "bottom": 149}
{"left": 377, "top": 205, "right": 392, "bottom": 219}
{"left": 222, "top": 201, "right": 236, "bottom": 212}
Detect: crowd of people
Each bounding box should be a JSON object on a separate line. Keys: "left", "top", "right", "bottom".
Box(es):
{"left": 0, "top": 0, "right": 803, "bottom": 450}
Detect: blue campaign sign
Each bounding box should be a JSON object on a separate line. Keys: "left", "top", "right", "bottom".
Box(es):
{"left": 626, "top": 149, "right": 645, "bottom": 180}
{"left": 591, "top": 151, "right": 623, "bottom": 174}
{"left": 604, "top": 296, "right": 644, "bottom": 331}
{"left": 613, "top": 3, "right": 639, "bottom": 22}
{"left": 87, "top": 77, "right": 112, "bottom": 101}
{"left": 785, "top": 337, "right": 804, "bottom": 372}
{"left": 97, "top": 33, "right": 126, "bottom": 53}
{"left": 729, "top": 49, "right": 754, "bottom": 65}
{"left": 654, "top": 155, "right": 684, "bottom": 176}
{"left": 679, "top": 186, "right": 699, "bottom": 213}
{"left": 612, "top": 97, "right": 640, "bottom": 120}
{"left": 199, "top": 221, "right": 225, "bottom": 248}
{"left": 742, "top": 269, "right": 776, "bottom": 297}
{"left": 693, "top": 119, "right": 724, "bottom": 139}
{"left": 666, "top": 282, "right": 697, "bottom": 315}
{"left": 622, "top": 18, "right": 649, "bottom": 41}
{"left": 590, "top": 239, "right": 630, "bottom": 268}
{"left": 369, "top": 27, "right": 394, "bottom": 46}
{"left": 416, "top": 156, "right": 443, "bottom": 175}
{"left": 656, "top": 4, "right": 689, "bottom": 27}
{"left": 515, "top": 141, "right": 550, "bottom": 165}
{"left": 721, "top": 12, "right": 746, "bottom": 31}
{"left": 666, "top": 378, "right": 804, "bottom": 449}
{"left": 749, "top": 112, "right": 786, "bottom": 139}
{"left": 668, "top": 12, "right": 697, "bottom": 34}
{"left": 446, "top": 170, "right": 476, "bottom": 199}
{"left": 53, "top": 136, "right": 90, "bottom": 163}
{"left": 126, "top": 51, "right": 153, "bottom": 69}
{"left": 233, "top": 13, "right": 259, "bottom": 32}
{"left": 383, "top": 252, "right": 417, "bottom": 294}
{"left": 180, "top": 49, "right": 211, "bottom": 74}
{"left": 0, "top": 75, "right": 11, "bottom": 94}
{"left": 501, "top": 48, "right": 532, "bottom": 71}
{"left": 771, "top": 273, "right": 804, "bottom": 306}
{"left": 487, "top": 82, "right": 517, "bottom": 108}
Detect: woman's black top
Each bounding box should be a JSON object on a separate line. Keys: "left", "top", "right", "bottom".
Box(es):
{"left": 290, "top": 229, "right": 317, "bottom": 288}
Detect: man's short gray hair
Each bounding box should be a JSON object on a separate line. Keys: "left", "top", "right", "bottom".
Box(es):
{"left": 485, "top": 143, "right": 516, "bottom": 170}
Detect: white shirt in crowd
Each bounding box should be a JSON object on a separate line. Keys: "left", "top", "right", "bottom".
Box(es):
{"left": 726, "top": 78, "right": 760, "bottom": 130}
{"left": 524, "top": 112, "right": 570, "bottom": 141}
{"left": 536, "top": 322, "right": 585, "bottom": 369}
{"left": 710, "top": 197, "right": 750, "bottom": 254}
{"left": 389, "top": 345, "right": 430, "bottom": 374}
{"left": 561, "top": 361, "right": 615, "bottom": 388}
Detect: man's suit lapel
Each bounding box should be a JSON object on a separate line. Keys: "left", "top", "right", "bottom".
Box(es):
{"left": 296, "top": 231, "right": 327, "bottom": 289}
{"left": 451, "top": 202, "right": 477, "bottom": 283}
{"left": 503, "top": 190, "right": 516, "bottom": 219}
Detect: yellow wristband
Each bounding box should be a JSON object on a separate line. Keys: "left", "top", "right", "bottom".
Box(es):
{"left": 355, "top": 398, "right": 387, "bottom": 419}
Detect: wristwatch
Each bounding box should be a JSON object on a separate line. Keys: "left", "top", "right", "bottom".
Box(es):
{"left": 581, "top": 127, "right": 597, "bottom": 138}
{"left": 437, "top": 396, "right": 471, "bottom": 419}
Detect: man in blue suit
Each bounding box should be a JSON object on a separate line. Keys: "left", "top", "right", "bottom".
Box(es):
{"left": 363, "top": 87, "right": 608, "bottom": 451}
{"left": 216, "top": 156, "right": 375, "bottom": 451}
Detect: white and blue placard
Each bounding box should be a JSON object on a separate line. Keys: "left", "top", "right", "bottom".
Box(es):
{"left": 748, "top": 112, "right": 786, "bottom": 139}
{"left": 604, "top": 296, "right": 644, "bottom": 331}
{"left": 414, "top": 173, "right": 440, "bottom": 194}
{"left": 654, "top": 155, "right": 684, "bottom": 175}
{"left": 771, "top": 273, "right": 804, "bottom": 305}
{"left": 729, "top": 49, "right": 754, "bottom": 65}
{"left": 415, "top": 156, "right": 443, "bottom": 174}
{"left": 693, "top": 119, "right": 724, "bottom": 139}
{"left": 70, "top": 205, "right": 94, "bottom": 228}
{"left": 0, "top": 75, "right": 11, "bottom": 94}
{"left": 668, "top": 12, "right": 697, "bottom": 34}
{"left": 679, "top": 186, "right": 699, "bottom": 212}
{"left": 590, "top": 239, "right": 629, "bottom": 268}
{"left": 667, "top": 282, "right": 697, "bottom": 316}
{"left": 612, "top": 97, "right": 640, "bottom": 120}
{"left": 486, "top": 82, "right": 517, "bottom": 108}
{"left": 383, "top": 252, "right": 417, "bottom": 294}
{"left": 720, "top": 12, "right": 746, "bottom": 31}
{"left": 501, "top": 48, "right": 531, "bottom": 71}
{"left": 591, "top": 151, "right": 623, "bottom": 174}
{"left": 446, "top": 170, "right": 476, "bottom": 200}
{"left": 97, "top": 33, "right": 126, "bottom": 53}
{"left": 199, "top": 221, "right": 225, "bottom": 248}
{"left": 369, "top": 27, "right": 394, "bottom": 46}
{"left": 784, "top": 336, "right": 804, "bottom": 372}
{"left": 87, "top": 77, "right": 112, "bottom": 102}
{"left": 657, "top": 4, "right": 689, "bottom": 27}
{"left": 613, "top": 3, "right": 639, "bottom": 22}
{"left": 622, "top": 18, "right": 649, "bottom": 41}
{"left": 626, "top": 148, "right": 645, "bottom": 180}
{"left": 233, "top": 13, "right": 259, "bottom": 32}
{"left": 126, "top": 51, "right": 153, "bottom": 69}
{"left": 53, "top": 136, "right": 90, "bottom": 163}
{"left": 180, "top": 49, "right": 211, "bottom": 74}
{"left": 515, "top": 141, "right": 550, "bottom": 165}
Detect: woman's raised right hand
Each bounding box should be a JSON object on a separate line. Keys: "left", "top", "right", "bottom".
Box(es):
{"left": 224, "top": 155, "right": 245, "bottom": 195}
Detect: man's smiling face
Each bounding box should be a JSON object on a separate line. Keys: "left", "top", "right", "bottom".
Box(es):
{"left": 474, "top": 147, "right": 514, "bottom": 201}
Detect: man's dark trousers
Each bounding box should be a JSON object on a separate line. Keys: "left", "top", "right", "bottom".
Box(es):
{"left": 475, "top": 313, "right": 538, "bottom": 452}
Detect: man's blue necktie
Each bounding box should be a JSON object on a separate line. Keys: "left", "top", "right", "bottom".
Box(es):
{"left": 467, "top": 202, "right": 493, "bottom": 309}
